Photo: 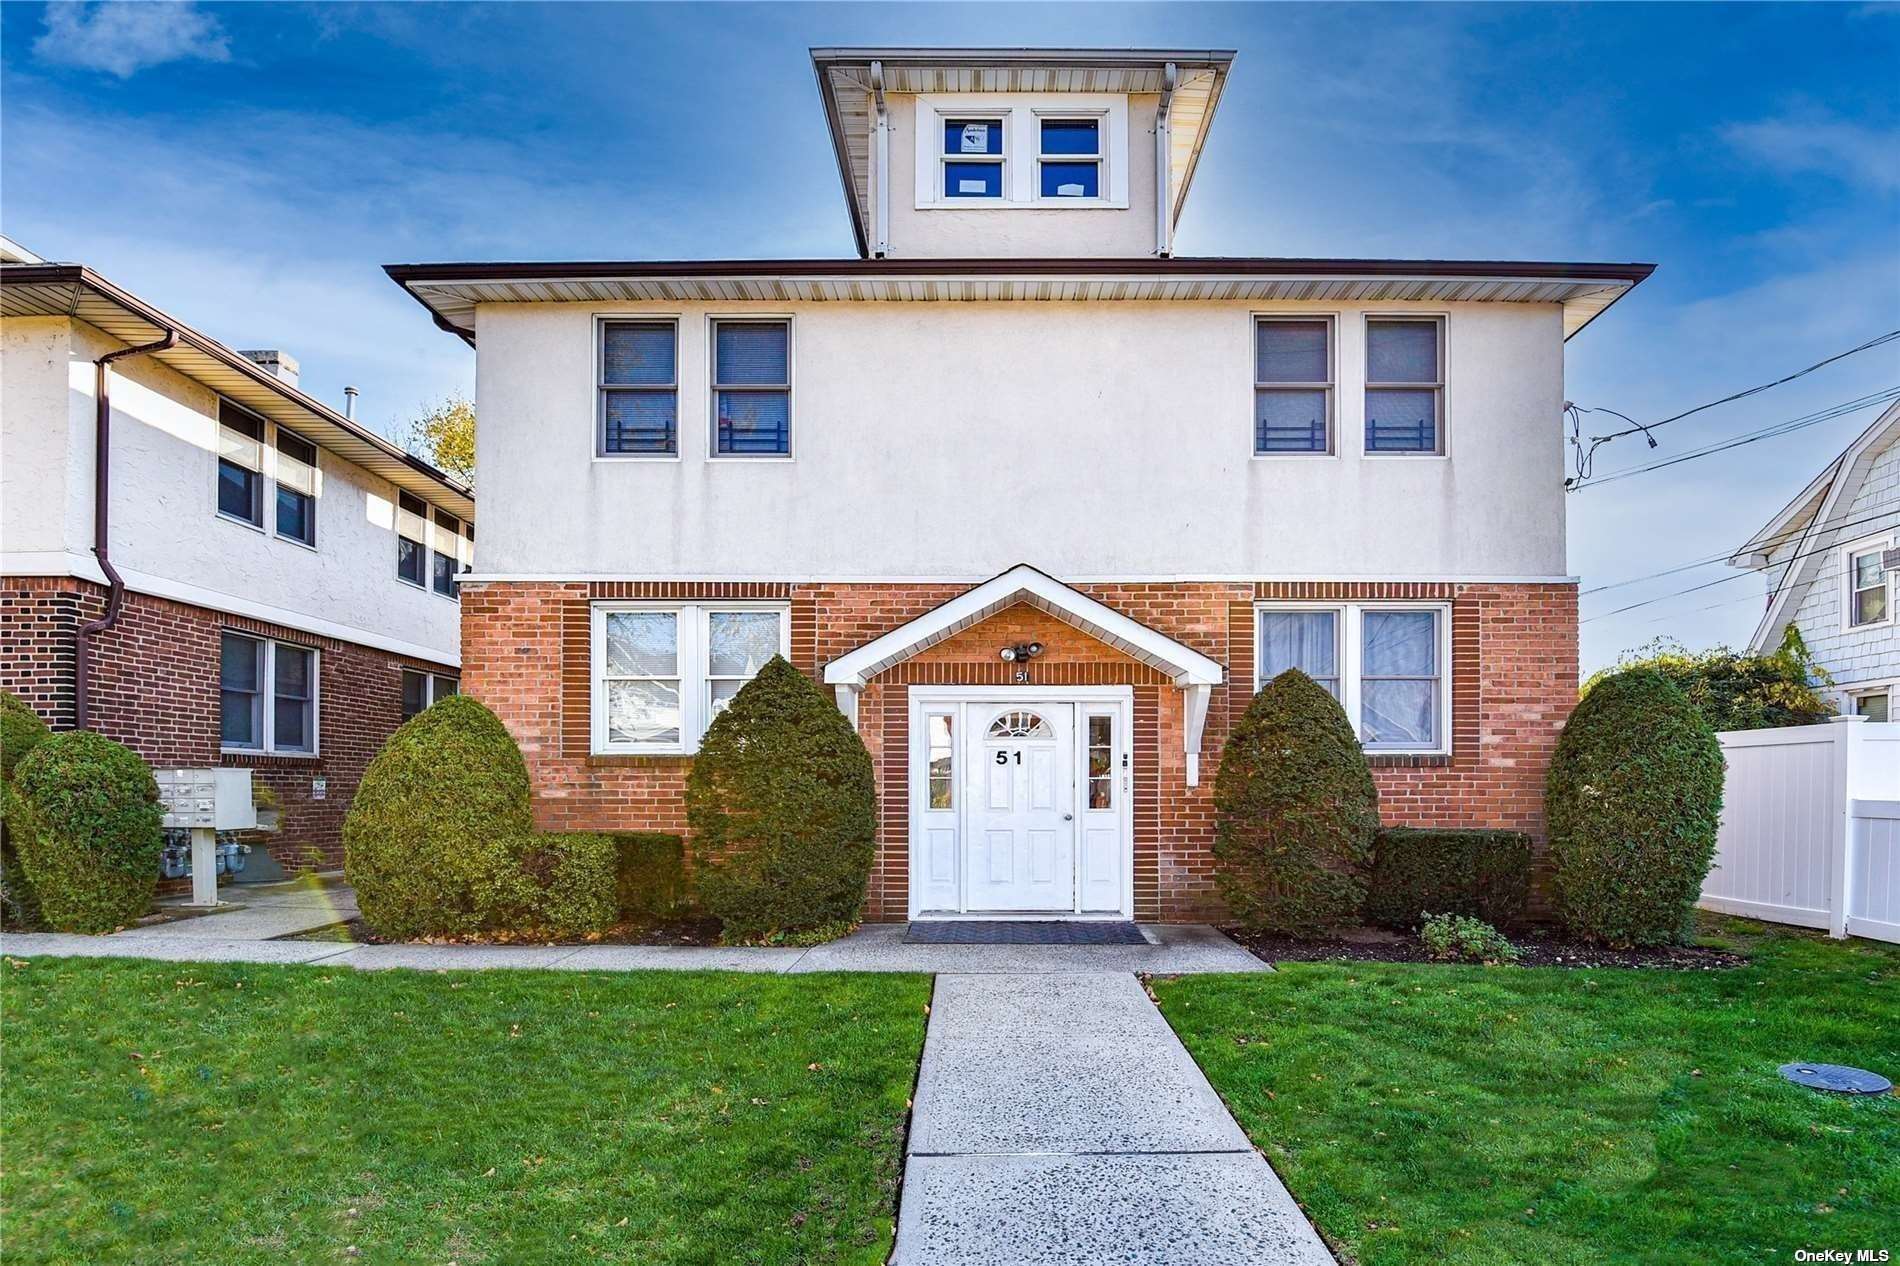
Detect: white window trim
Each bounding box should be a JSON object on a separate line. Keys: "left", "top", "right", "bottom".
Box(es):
{"left": 1847, "top": 682, "right": 1894, "bottom": 720}
{"left": 216, "top": 402, "right": 325, "bottom": 548}
{"left": 707, "top": 316, "right": 795, "bottom": 461}
{"left": 221, "top": 633, "right": 321, "bottom": 758}
{"left": 1840, "top": 530, "right": 1897, "bottom": 633}
{"left": 594, "top": 314, "right": 683, "bottom": 463}
{"left": 590, "top": 600, "right": 792, "bottom": 755}
{"left": 935, "top": 111, "right": 1008, "bottom": 204}
{"left": 1253, "top": 600, "right": 1453, "bottom": 756}
{"left": 271, "top": 425, "right": 320, "bottom": 550}
{"left": 1362, "top": 313, "right": 1450, "bottom": 460}
{"left": 1030, "top": 108, "right": 1109, "bottom": 207}
{"left": 913, "top": 93, "right": 1130, "bottom": 210}
{"left": 1251, "top": 313, "right": 1338, "bottom": 459}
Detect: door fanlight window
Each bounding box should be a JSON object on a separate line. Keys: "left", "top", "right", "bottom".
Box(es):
{"left": 987, "top": 710, "right": 1051, "bottom": 739}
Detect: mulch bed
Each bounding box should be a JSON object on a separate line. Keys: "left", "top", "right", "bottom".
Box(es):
{"left": 281, "top": 914, "right": 725, "bottom": 948}
{"left": 1225, "top": 925, "right": 1749, "bottom": 971}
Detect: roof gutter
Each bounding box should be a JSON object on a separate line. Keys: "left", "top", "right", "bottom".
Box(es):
{"left": 1155, "top": 61, "right": 1177, "bottom": 258}
{"left": 76, "top": 328, "right": 178, "bottom": 730}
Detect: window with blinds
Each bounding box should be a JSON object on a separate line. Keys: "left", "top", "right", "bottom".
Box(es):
{"left": 712, "top": 320, "right": 791, "bottom": 457}
{"left": 599, "top": 320, "right": 678, "bottom": 456}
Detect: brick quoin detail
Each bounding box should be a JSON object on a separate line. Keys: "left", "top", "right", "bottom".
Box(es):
{"left": 462, "top": 578, "right": 1579, "bottom": 922}
{"left": 1, "top": 576, "right": 456, "bottom": 873}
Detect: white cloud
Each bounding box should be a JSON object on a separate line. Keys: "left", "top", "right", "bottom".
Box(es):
{"left": 1723, "top": 112, "right": 1900, "bottom": 194}
{"left": 34, "top": 2, "right": 230, "bottom": 79}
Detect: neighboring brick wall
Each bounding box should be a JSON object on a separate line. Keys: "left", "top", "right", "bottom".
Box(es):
{"left": 0, "top": 575, "right": 456, "bottom": 873}
{"left": 461, "top": 577, "right": 1579, "bottom": 922}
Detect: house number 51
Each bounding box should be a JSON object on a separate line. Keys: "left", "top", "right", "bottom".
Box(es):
{"left": 994, "top": 750, "right": 1022, "bottom": 765}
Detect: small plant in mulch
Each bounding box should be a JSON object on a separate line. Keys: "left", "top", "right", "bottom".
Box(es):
{"left": 1419, "top": 913, "right": 1519, "bottom": 965}
{"left": 1223, "top": 922, "right": 1747, "bottom": 970}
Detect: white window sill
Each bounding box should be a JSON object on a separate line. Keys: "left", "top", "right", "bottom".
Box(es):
{"left": 221, "top": 747, "right": 320, "bottom": 760}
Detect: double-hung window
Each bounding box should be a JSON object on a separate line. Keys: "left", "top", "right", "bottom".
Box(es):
{"left": 1847, "top": 543, "right": 1891, "bottom": 628}
{"left": 1038, "top": 117, "right": 1101, "bottom": 199}
{"left": 221, "top": 632, "right": 317, "bottom": 755}
{"left": 1256, "top": 603, "right": 1449, "bottom": 754}
{"left": 396, "top": 492, "right": 429, "bottom": 587}
{"left": 400, "top": 669, "right": 459, "bottom": 721}
{"left": 1254, "top": 318, "right": 1334, "bottom": 455}
{"left": 274, "top": 428, "right": 318, "bottom": 546}
{"left": 599, "top": 320, "right": 678, "bottom": 455}
{"left": 1365, "top": 317, "right": 1445, "bottom": 455}
{"left": 712, "top": 320, "right": 792, "bottom": 457}
{"left": 431, "top": 509, "right": 465, "bottom": 598}
{"left": 942, "top": 117, "right": 1004, "bottom": 198}
{"left": 591, "top": 602, "right": 790, "bottom": 753}
{"left": 217, "top": 402, "right": 266, "bottom": 527}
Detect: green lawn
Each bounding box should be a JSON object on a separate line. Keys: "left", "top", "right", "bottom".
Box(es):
{"left": 0, "top": 959, "right": 930, "bottom": 1266}
{"left": 1155, "top": 921, "right": 1899, "bottom": 1266}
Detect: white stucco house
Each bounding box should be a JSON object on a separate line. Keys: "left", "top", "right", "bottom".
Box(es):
{"left": 386, "top": 46, "right": 1654, "bottom": 923}
{"left": 0, "top": 237, "right": 473, "bottom": 875}
{"left": 1730, "top": 399, "right": 1900, "bottom": 720}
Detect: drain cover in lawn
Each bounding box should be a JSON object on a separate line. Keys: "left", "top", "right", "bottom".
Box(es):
{"left": 904, "top": 921, "right": 1150, "bottom": 945}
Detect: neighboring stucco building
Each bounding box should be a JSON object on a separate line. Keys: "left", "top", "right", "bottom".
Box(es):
{"left": 387, "top": 47, "right": 1652, "bottom": 922}
{"left": 1, "top": 241, "right": 473, "bottom": 876}
{"left": 1731, "top": 400, "right": 1900, "bottom": 721}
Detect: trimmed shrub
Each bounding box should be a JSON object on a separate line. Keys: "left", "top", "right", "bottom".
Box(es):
{"left": 1213, "top": 669, "right": 1380, "bottom": 935}
{"left": 1419, "top": 912, "right": 1519, "bottom": 964}
{"left": 530, "top": 834, "right": 619, "bottom": 939}
{"left": 13, "top": 730, "right": 163, "bottom": 933}
{"left": 1365, "top": 827, "right": 1532, "bottom": 930}
{"left": 1586, "top": 627, "right": 1832, "bottom": 732}
{"left": 1546, "top": 668, "right": 1724, "bottom": 946}
{"left": 0, "top": 691, "right": 52, "bottom": 929}
{"left": 607, "top": 831, "right": 686, "bottom": 918}
{"left": 344, "top": 696, "right": 541, "bottom": 939}
{"left": 686, "top": 657, "right": 875, "bottom": 943}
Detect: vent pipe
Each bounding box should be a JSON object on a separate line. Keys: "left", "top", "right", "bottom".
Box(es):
{"left": 343, "top": 386, "right": 359, "bottom": 420}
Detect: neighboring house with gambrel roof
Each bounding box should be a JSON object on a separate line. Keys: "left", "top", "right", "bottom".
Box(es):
{"left": 1731, "top": 400, "right": 1900, "bottom": 721}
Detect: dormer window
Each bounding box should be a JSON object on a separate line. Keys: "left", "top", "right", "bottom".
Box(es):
{"left": 942, "top": 118, "right": 1004, "bottom": 198}
{"left": 1038, "top": 118, "right": 1101, "bottom": 199}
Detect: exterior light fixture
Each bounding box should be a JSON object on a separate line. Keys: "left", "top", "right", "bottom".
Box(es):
{"left": 999, "top": 642, "right": 1045, "bottom": 663}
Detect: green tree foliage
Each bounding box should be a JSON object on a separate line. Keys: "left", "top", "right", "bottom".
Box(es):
{"left": 686, "top": 657, "right": 876, "bottom": 943}
{"left": 1586, "top": 626, "right": 1833, "bottom": 732}
{"left": 0, "top": 691, "right": 53, "bottom": 928}
{"left": 1547, "top": 668, "right": 1725, "bottom": 946}
{"left": 13, "top": 730, "right": 163, "bottom": 933}
{"left": 1364, "top": 827, "right": 1532, "bottom": 930}
{"left": 1213, "top": 669, "right": 1380, "bottom": 935}
{"left": 405, "top": 394, "right": 476, "bottom": 486}
{"left": 344, "top": 695, "right": 612, "bottom": 939}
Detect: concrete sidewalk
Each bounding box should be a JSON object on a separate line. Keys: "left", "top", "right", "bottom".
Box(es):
{"left": 893, "top": 973, "right": 1332, "bottom": 1266}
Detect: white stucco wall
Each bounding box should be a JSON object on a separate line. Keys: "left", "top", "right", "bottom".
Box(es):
{"left": 1, "top": 318, "right": 462, "bottom": 663}
{"left": 881, "top": 94, "right": 1160, "bottom": 259}
{"left": 472, "top": 298, "right": 1568, "bottom": 580}
{"left": 1771, "top": 433, "right": 1900, "bottom": 696}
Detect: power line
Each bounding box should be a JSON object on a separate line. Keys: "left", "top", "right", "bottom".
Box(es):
{"left": 1580, "top": 504, "right": 1900, "bottom": 596}
{"left": 1571, "top": 387, "right": 1900, "bottom": 491}
{"left": 1581, "top": 531, "right": 1868, "bottom": 624}
{"left": 1565, "top": 329, "right": 1900, "bottom": 486}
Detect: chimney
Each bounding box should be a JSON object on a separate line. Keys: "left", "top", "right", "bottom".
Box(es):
{"left": 343, "top": 386, "right": 359, "bottom": 420}
{"left": 240, "top": 349, "right": 300, "bottom": 389}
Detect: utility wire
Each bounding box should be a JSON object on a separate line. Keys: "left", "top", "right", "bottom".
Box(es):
{"left": 1580, "top": 504, "right": 1900, "bottom": 596}
{"left": 1581, "top": 531, "right": 1867, "bottom": 624}
{"left": 1565, "top": 329, "right": 1900, "bottom": 486}
{"left": 1571, "top": 387, "right": 1900, "bottom": 491}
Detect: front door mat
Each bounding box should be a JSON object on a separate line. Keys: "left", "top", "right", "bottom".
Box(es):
{"left": 905, "top": 921, "right": 1150, "bottom": 946}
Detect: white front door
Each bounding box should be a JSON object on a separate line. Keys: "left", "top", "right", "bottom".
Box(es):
{"left": 965, "top": 703, "right": 1075, "bottom": 912}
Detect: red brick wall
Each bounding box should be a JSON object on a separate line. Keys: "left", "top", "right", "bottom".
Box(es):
{"left": 461, "top": 577, "right": 1578, "bottom": 922}
{"left": 0, "top": 576, "right": 456, "bottom": 873}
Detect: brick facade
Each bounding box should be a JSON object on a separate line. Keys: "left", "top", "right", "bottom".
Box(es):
{"left": 0, "top": 575, "right": 457, "bottom": 874}
{"left": 461, "top": 576, "right": 1579, "bottom": 923}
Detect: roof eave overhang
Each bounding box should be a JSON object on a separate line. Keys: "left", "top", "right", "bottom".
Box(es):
{"left": 822, "top": 563, "right": 1225, "bottom": 689}
{"left": 2, "top": 264, "right": 474, "bottom": 517}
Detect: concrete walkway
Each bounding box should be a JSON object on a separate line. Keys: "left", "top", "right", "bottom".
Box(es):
{"left": 894, "top": 973, "right": 1333, "bottom": 1265}
{"left": 1, "top": 917, "right": 1264, "bottom": 975}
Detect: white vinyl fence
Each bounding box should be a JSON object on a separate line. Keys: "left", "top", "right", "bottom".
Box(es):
{"left": 1698, "top": 716, "right": 1900, "bottom": 942}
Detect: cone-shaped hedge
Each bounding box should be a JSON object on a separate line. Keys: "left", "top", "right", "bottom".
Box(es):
{"left": 0, "top": 691, "right": 52, "bottom": 928}
{"left": 686, "top": 656, "right": 875, "bottom": 943}
{"left": 344, "top": 695, "right": 542, "bottom": 939}
{"left": 1214, "top": 669, "right": 1380, "bottom": 934}
{"left": 13, "top": 729, "right": 162, "bottom": 933}
{"left": 1546, "top": 668, "right": 1724, "bottom": 946}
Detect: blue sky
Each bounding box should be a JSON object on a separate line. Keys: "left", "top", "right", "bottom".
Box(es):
{"left": 4, "top": 2, "right": 1896, "bottom": 670}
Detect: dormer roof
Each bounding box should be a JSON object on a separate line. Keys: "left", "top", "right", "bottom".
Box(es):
{"left": 811, "top": 46, "right": 1235, "bottom": 257}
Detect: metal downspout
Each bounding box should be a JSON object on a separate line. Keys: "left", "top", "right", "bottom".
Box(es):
{"left": 74, "top": 329, "right": 178, "bottom": 730}
{"left": 1155, "top": 62, "right": 1177, "bottom": 258}
{"left": 870, "top": 59, "right": 891, "bottom": 258}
